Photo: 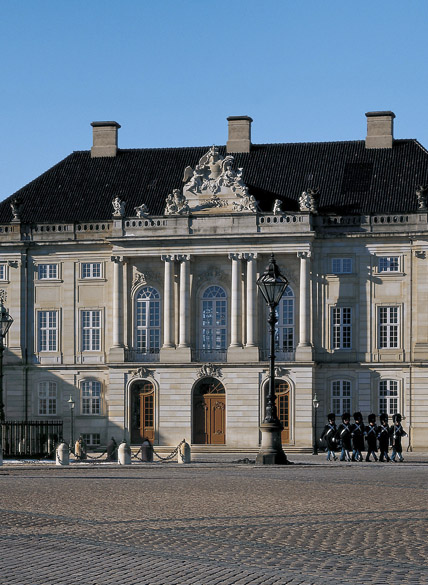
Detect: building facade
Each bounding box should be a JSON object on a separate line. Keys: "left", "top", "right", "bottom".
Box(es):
{"left": 1, "top": 112, "right": 428, "bottom": 451}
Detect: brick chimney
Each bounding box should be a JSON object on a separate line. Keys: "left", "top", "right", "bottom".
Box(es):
{"left": 91, "top": 121, "right": 121, "bottom": 158}
{"left": 365, "top": 111, "right": 395, "bottom": 149}
{"left": 226, "top": 116, "right": 252, "bottom": 153}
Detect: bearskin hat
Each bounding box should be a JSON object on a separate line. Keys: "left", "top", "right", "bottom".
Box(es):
{"left": 368, "top": 413, "right": 376, "bottom": 423}
{"left": 342, "top": 412, "right": 351, "bottom": 422}
{"left": 379, "top": 413, "right": 388, "bottom": 423}
{"left": 393, "top": 413, "right": 402, "bottom": 423}
{"left": 353, "top": 411, "right": 362, "bottom": 421}
{"left": 327, "top": 413, "right": 335, "bottom": 421}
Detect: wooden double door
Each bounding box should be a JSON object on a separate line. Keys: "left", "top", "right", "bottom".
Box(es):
{"left": 130, "top": 381, "right": 155, "bottom": 443}
{"left": 276, "top": 380, "right": 290, "bottom": 444}
{"left": 193, "top": 378, "right": 226, "bottom": 445}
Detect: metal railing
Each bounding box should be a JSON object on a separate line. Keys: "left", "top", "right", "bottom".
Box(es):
{"left": 125, "top": 349, "right": 160, "bottom": 362}
{"left": 191, "top": 348, "right": 227, "bottom": 362}
{"left": 1, "top": 420, "right": 63, "bottom": 458}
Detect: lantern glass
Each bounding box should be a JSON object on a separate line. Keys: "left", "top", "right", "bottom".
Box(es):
{"left": 0, "top": 304, "right": 13, "bottom": 339}
{"left": 257, "top": 253, "right": 288, "bottom": 307}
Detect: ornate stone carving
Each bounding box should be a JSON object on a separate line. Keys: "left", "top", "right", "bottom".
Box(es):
{"left": 132, "top": 269, "right": 161, "bottom": 289}
{"left": 197, "top": 363, "right": 222, "bottom": 378}
{"left": 134, "top": 203, "right": 149, "bottom": 218}
{"left": 130, "top": 366, "right": 154, "bottom": 379}
{"left": 232, "top": 189, "right": 259, "bottom": 213}
{"left": 416, "top": 185, "right": 428, "bottom": 211}
{"left": 273, "top": 199, "right": 283, "bottom": 215}
{"left": 112, "top": 196, "right": 126, "bottom": 217}
{"left": 10, "top": 197, "right": 22, "bottom": 222}
{"left": 0, "top": 290, "right": 7, "bottom": 304}
{"left": 164, "top": 189, "right": 189, "bottom": 215}
{"left": 298, "top": 189, "right": 319, "bottom": 213}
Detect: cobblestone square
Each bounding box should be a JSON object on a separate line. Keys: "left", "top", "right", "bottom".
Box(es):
{"left": 0, "top": 455, "right": 427, "bottom": 585}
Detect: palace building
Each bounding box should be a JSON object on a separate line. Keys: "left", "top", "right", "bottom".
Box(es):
{"left": 1, "top": 111, "right": 428, "bottom": 451}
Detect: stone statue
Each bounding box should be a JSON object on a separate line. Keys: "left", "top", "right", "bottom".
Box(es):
{"left": 134, "top": 203, "right": 149, "bottom": 218}
{"left": 164, "top": 189, "right": 189, "bottom": 215}
{"left": 273, "top": 199, "right": 283, "bottom": 215}
{"left": 233, "top": 190, "right": 259, "bottom": 213}
{"left": 299, "top": 189, "right": 319, "bottom": 214}
{"left": 10, "top": 197, "right": 22, "bottom": 221}
{"left": 112, "top": 196, "right": 126, "bottom": 217}
{"left": 416, "top": 185, "right": 428, "bottom": 211}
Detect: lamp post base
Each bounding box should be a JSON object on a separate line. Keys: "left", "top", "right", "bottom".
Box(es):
{"left": 256, "top": 422, "right": 290, "bottom": 465}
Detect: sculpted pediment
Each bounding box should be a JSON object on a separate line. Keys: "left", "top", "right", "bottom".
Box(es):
{"left": 164, "top": 146, "right": 259, "bottom": 215}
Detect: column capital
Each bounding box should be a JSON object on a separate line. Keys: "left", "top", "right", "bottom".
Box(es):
{"left": 242, "top": 252, "right": 258, "bottom": 261}
{"left": 297, "top": 251, "right": 312, "bottom": 260}
{"left": 111, "top": 255, "right": 124, "bottom": 263}
{"left": 161, "top": 254, "right": 175, "bottom": 262}
{"left": 177, "top": 254, "right": 191, "bottom": 262}
{"left": 228, "top": 253, "right": 243, "bottom": 261}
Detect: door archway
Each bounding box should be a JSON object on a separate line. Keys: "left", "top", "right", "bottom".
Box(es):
{"left": 193, "top": 377, "right": 226, "bottom": 445}
{"left": 130, "top": 380, "right": 155, "bottom": 443}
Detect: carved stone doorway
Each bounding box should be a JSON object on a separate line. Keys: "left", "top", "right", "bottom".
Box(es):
{"left": 193, "top": 377, "right": 226, "bottom": 445}
{"left": 130, "top": 380, "right": 155, "bottom": 443}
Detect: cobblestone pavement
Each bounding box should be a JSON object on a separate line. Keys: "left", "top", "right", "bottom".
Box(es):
{"left": 0, "top": 454, "right": 427, "bottom": 585}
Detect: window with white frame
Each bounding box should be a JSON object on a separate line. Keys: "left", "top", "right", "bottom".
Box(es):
{"left": 81, "top": 380, "right": 101, "bottom": 415}
{"left": 378, "top": 256, "right": 399, "bottom": 272}
{"left": 331, "top": 258, "right": 353, "bottom": 274}
{"left": 379, "top": 379, "right": 399, "bottom": 415}
{"left": 0, "top": 264, "right": 7, "bottom": 280}
{"left": 38, "top": 264, "right": 58, "bottom": 279}
{"left": 38, "top": 381, "right": 57, "bottom": 415}
{"left": 81, "top": 310, "right": 101, "bottom": 351}
{"left": 81, "top": 262, "right": 102, "bottom": 279}
{"left": 81, "top": 433, "right": 101, "bottom": 446}
{"left": 38, "top": 310, "right": 58, "bottom": 352}
{"left": 275, "top": 286, "right": 295, "bottom": 352}
{"left": 201, "top": 286, "right": 227, "bottom": 352}
{"left": 378, "top": 306, "right": 399, "bottom": 348}
{"left": 331, "top": 380, "right": 351, "bottom": 416}
{"left": 331, "top": 307, "right": 352, "bottom": 349}
{"left": 135, "top": 287, "right": 161, "bottom": 354}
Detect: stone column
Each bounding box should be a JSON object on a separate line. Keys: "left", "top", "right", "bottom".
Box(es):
{"left": 229, "top": 253, "right": 242, "bottom": 348}
{"left": 109, "top": 256, "right": 124, "bottom": 361}
{"left": 296, "top": 251, "right": 312, "bottom": 360}
{"left": 161, "top": 255, "right": 175, "bottom": 348}
{"left": 244, "top": 253, "right": 257, "bottom": 347}
{"left": 178, "top": 255, "right": 191, "bottom": 348}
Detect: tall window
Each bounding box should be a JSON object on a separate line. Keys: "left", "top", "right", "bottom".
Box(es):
{"left": 0, "top": 264, "right": 7, "bottom": 280}
{"left": 38, "top": 381, "right": 57, "bottom": 415}
{"left": 379, "top": 380, "right": 398, "bottom": 415}
{"left": 332, "top": 307, "right": 352, "bottom": 349}
{"left": 38, "top": 264, "right": 58, "bottom": 279}
{"left": 331, "top": 258, "right": 352, "bottom": 274}
{"left": 378, "top": 257, "right": 399, "bottom": 272}
{"left": 81, "top": 263, "right": 101, "bottom": 279}
{"left": 331, "top": 380, "right": 351, "bottom": 416}
{"left": 81, "top": 380, "right": 101, "bottom": 415}
{"left": 378, "top": 306, "right": 399, "bottom": 348}
{"left": 135, "top": 287, "right": 161, "bottom": 354}
{"left": 81, "top": 310, "right": 101, "bottom": 351}
{"left": 38, "top": 310, "right": 58, "bottom": 351}
{"left": 275, "top": 286, "right": 294, "bottom": 353}
{"left": 201, "top": 286, "right": 227, "bottom": 354}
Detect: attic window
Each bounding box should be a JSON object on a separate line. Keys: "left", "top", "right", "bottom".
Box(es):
{"left": 341, "top": 163, "right": 373, "bottom": 193}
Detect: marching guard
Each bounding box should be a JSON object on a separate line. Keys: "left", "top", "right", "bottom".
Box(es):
{"left": 336, "top": 413, "right": 352, "bottom": 461}
{"left": 365, "top": 414, "right": 378, "bottom": 461}
{"left": 351, "top": 412, "right": 365, "bottom": 461}
{"left": 390, "top": 413, "right": 407, "bottom": 462}
{"left": 320, "top": 413, "right": 338, "bottom": 461}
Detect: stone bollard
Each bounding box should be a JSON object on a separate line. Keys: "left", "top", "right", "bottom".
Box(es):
{"left": 0, "top": 444, "right": 3, "bottom": 467}
{"left": 177, "top": 440, "right": 191, "bottom": 464}
{"left": 56, "top": 442, "right": 70, "bottom": 466}
{"left": 140, "top": 438, "right": 153, "bottom": 462}
{"left": 118, "top": 441, "right": 132, "bottom": 465}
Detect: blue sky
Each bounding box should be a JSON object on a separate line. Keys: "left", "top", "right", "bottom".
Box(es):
{"left": 1, "top": 0, "right": 428, "bottom": 199}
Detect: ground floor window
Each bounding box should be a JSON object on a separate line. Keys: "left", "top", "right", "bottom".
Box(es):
{"left": 379, "top": 379, "right": 399, "bottom": 415}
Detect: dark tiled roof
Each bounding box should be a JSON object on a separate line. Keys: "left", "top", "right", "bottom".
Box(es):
{"left": 1, "top": 139, "right": 428, "bottom": 223}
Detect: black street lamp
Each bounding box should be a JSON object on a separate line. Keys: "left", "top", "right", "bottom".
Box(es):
{"left": 68, "top": 395, "right": 75, "bottom": 451}
{"left": 256, "top": 253, "right": 290, "bottom": 465}
{"left": 0, "top": 292, "right": 13, "bottom": 423}
{"left": 312, "top": 393, "right": 320, "bottom": 455}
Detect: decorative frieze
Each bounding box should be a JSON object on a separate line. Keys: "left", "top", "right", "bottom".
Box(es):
{"left": 197, "top": 363, "right": 223, "bottom": 378}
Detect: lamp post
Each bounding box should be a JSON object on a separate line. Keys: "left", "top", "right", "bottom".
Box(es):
{"left": 68, "top": 395, "right": 75, "bottom": 451}
{"left": 312, "top": 393, "right": 320, "bottom": 455}
{"left": 256, "top": 253, "right": 289, "bottom": 465}
{"left": 0, "top": 291, "right": 13, "bottom": 424}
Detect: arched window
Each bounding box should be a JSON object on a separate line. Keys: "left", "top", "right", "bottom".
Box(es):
{"left": 275, "top": 286, "right": 295, "bottom": 355}
{"left": 135, "top": 286, "right": 161, "bottom": 356}
{"left": 200, "top": 286, "right": 227, "bottom": 361}
{"left": 379, "top": 380, "right": 399, "bottom": 415}
{"left": 331, "top": 380, "right": 351, "bottom": 416}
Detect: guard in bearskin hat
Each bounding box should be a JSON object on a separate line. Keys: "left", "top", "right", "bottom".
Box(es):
{"left": 390, "top": 413, "right": 407, "bottom": 462}
{"left": 351, "top": 411, "right": 365, "bottom": 461}
{"left": 377, "top": 413, "right": 390, "bottom": 462}
{"left": 365, "top": 413, "right": 378, "bottom": 461}
{"left": 320, "top": 413, "right": 337, "bottom": 461}
{"left": 336, "top": 412, "right": 352, "bottom": 461}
